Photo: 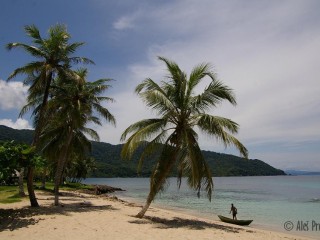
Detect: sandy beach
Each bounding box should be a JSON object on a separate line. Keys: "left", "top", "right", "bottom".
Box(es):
{"left": 0, "top": 190, "right": 314, "bottom": 240}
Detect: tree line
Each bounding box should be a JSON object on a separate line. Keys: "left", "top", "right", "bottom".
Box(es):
{"left": 0, "top": 125, "right": 285, "bottom": 179}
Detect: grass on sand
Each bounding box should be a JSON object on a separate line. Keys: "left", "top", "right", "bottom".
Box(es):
{"left": 0, "top": 186, "right": 24, "bottom": 204}
{"left": 0, "top": 182, "right": 93, "bottom": 204}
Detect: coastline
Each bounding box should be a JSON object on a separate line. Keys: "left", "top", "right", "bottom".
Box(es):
{"left": 0, "top": 190, "right": 315, "bottom": 240}
{"left": 116, "top": 194, "right": 318, "bottom": 240}
{"left": 86, "top": 176, "right": 320, "bottom": 240}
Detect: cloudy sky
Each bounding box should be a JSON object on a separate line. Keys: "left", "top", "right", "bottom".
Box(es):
{"left": 0, "top": 0, "right": 319, "bottom": 171}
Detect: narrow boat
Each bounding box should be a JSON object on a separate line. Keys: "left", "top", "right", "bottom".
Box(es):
{"left": 218, "top": 215, "right": 253, "bottom": 226}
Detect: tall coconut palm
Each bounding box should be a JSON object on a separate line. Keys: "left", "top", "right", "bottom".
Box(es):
{"left": 7, "top": 24, "right": 93, "bottom": 207}
{"left": 121, "top": 57, "right": 248, "bottom": 218}
{"left": 39, "top": 68, "right": 115, "bottom": 205}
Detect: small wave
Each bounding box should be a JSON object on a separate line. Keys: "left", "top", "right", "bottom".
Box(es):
{"left": 309, "top": 198, "right": 320, "bottom": 203}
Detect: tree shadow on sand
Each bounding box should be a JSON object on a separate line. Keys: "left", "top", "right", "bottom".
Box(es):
{"left": 129, "top": 216, "right": 254, "bottom": 233}
{"left": 0, "top": 202, "right": 118, "bottom": 232}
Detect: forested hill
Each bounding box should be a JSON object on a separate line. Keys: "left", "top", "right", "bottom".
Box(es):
{"left": 0, "top": 125, "right": 286, "bottom": 177}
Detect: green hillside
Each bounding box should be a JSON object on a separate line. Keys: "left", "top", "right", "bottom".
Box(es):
{"left": 0, "top": 125, "right": 34, "bottom": 144}
{"left": 0, "top": 125, "right": 286, "bottom": 177}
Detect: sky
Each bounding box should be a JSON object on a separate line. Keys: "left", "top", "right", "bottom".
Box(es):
{"left": 0, "top": 0, "right": 319, "bottom": 171}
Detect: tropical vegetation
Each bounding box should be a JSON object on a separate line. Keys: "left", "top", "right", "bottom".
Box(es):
{"left": 121, "top": 57, "right": 248, "bottom": 218}
{"left": 6, "top": 24, "right": 115, "bottom": 206}
{"left": 0, "top": 141, "right": 45, "bottom": 197}
{"left": 38, "top": 69, "right": 115, "bottom": 205}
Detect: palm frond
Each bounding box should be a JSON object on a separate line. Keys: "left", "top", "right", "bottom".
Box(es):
{"left": 136, "top": 78, "right": 176, "bottom": 115}
{"left": 197, "top": 114, "right": 248, "bottom": 158}
{"left": 190, "top": 80, "right": 236, "bottom": 112}
{"left": 69, "top": 57, "right": 95, "bottom": 65}
{"left": 24, "top": 25, "right": 43, "bottom": 44}
{"left": 92, "top": 103, "right": 116, "bottom": 126}
{"left": 136, "top": 130, "right": 169, "bottom": 173}
{"left": 197, "top": 114, "right": 239, "bottom": 133}
{"left": 157, "top": 56, "right": 183, "bottom": 84}
{"left": 121, "top": 119, "right": 166, "bottom": 160}
{"left": 6, "top": 42, "right": 44, "bottom": 58}
{"left": 187, "top": 63, "right": 215, "bottom": 95}
{"left": 80, "top": 127, "right": 100, "bottom": 142}
{"left": 87, "top": 116, "right": 102, "bottom": 126}
{"left": 182, "top": 128, "right": 213, "bottom": 199}
{"left": 65, "top": 42, "right": 85, "bottom": 54}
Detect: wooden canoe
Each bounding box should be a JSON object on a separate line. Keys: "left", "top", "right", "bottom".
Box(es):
{"left": 218, "top": 215, "right": 253, "bottom": 226}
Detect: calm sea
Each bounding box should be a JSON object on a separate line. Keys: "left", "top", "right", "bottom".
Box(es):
{"left": 84, "top": 176, "right": 320, "bottom": 239}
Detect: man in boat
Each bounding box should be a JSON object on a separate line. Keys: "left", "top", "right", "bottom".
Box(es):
{"left": 230, "top": 203, "right": 237, "bottom": 220}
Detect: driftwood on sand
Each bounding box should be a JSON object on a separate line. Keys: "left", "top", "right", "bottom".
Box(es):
{"left": 93, "top": 185, "right": 125, "bottom": 195}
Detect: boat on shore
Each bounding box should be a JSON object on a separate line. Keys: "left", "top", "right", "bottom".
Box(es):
{"left": 218, "top": 215, "right": 253, "bottom": 226}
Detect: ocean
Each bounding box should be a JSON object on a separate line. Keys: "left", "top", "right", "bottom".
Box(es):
{"left": 84, "top": 176, "right": 320, "bottom": 239}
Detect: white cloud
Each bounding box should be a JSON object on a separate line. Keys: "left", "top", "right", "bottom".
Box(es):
{"left": 0, "top": 80, "right": 28, "bottom": 110}
{"left": 121, "top": 1, "right": 320, "bottom": 146}
{"left": 113, "top": 15, "right": 137, "bottom": 30}
{"left": 105, "top": 1, "right": 320, "bottom": 170}
{"left": 0, "top": 118, "right": 32, "bottom": 129}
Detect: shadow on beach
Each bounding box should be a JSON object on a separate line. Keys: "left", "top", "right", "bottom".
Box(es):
{"left": 0, "top": 198, "right": 118, "bottom": 232}
{"left": 129, "top": 215, "right": 254, "bottom": 233}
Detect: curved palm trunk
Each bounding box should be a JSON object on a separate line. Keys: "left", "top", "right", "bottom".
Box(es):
{"left": 54, "top": 130, "right": 73, "bottom": 206}
{"left": 136, "top": 154, "right": 177, "bottom": 218}
{"left": 136, "top": 190, "right": 155, "bottom": 218}
{"left": 27, "top": 73, "right": 53, "bottom": 207}
{"left": 26, "top": 167, "right": 38, "bottom": 206}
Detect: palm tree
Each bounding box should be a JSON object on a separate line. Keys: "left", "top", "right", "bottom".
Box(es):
{"left": 7, "top": 24, "right": 93, "bottom": 207}
{"left": 65, "top": 155, "right": 96, "bottom": 183}
{"left": 121, "top": 57, "right": 248, "bottom": 218}
{"left": 40, "top": 68, "right": 115, "bottom": 205}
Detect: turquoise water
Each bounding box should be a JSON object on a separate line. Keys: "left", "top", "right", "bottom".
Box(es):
{"left": 84, "top": 176, "right": 320, "bottom": 239}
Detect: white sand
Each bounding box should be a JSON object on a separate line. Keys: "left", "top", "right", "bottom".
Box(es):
{"left": 0, "top": 190, "right": 315, "bottom": 240}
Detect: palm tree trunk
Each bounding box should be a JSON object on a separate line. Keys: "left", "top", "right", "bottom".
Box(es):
{"left": 136, "top": 192, "right": 154, "bottom": 218}
{"left": 18, "top": 167, "right": 25, "bottom": 197}
{"left": 136, "top": 152, "right": 177, "bottom": 218}
{"left": 40, "top": 167, "right": 46, "bottom": 189}
{"left": 27, "top": 73, "right": 53, "bottom": 207}
{"left": 54, "top": 130, "right": 73, "bottom": 206}
{"left": 26, "top": 167, "right": 39, "bottom": 207}
{"left": 54, "top": 161, "right": 64, "bottom": 206}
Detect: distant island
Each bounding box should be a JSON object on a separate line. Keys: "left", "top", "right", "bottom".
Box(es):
{"left": 0, "top": 125, "right": 286, "bottom": 177}
{"left": 285, "top": 170, "right": 320, "bottom": 176}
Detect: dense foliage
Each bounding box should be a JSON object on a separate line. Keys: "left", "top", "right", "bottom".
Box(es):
{"left": 0, "top": 141, "right": 45, "bottom": 183}
{"left": 6, "top": 24, "right": 114, "bottom": 206}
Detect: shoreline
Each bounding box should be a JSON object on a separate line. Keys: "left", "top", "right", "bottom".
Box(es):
{"left": 116, "top": 194, "right": 318, "bottom": 240}
{"left": 0, "top": 190, "right": 315, "bottom": 240}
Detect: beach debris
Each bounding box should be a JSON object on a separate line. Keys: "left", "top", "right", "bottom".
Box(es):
{"left": 93, "top": 185, "right": 125, "bottom": 195}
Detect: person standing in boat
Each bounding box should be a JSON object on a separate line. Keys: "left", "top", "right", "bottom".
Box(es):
{"left": 230, "top": 203, "right": 237, "bottom": 220}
